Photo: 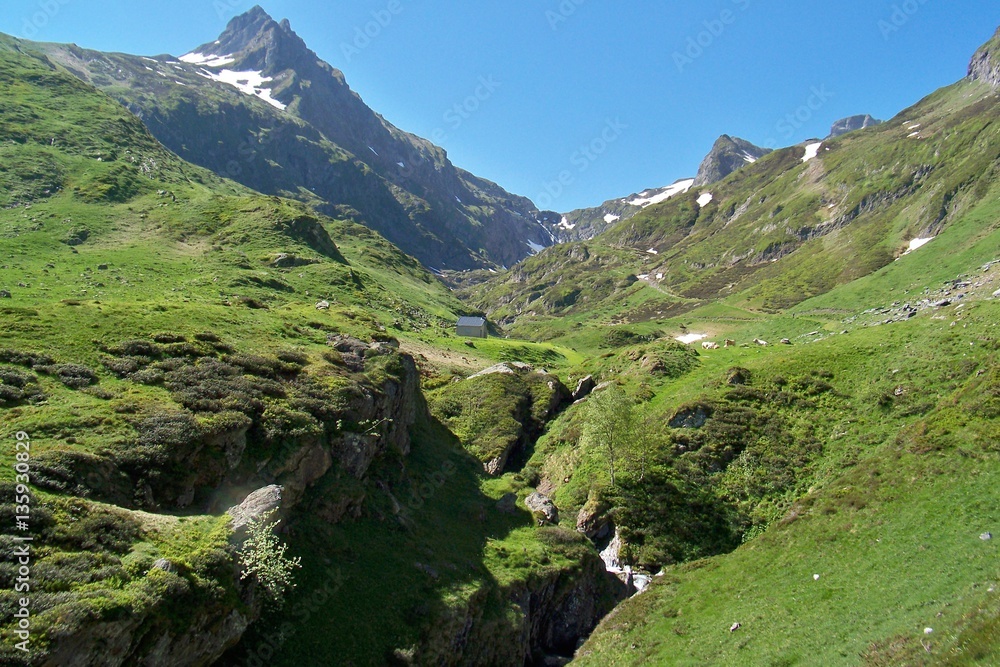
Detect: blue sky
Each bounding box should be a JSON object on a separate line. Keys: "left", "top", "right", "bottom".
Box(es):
{"left": 1, "top": 1, "right": 997, "bottom": 211}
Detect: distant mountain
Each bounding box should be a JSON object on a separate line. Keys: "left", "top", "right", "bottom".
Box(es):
{"left": 692, "top": 135, "right": 771, "bottom": 187}
{"left": 827, "top": 114, "right": 882, "bottom": 139}
{"left": 36, "top": 6, "right": 551, "bottom": 270}
{"left": 968, "top": 26, "right": 1000, "bottom": 87}
{"left": 543, "top": 135, "right": 766, "bottom": 243}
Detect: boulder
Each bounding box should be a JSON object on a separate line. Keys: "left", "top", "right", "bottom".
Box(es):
{"left": 227, "top": 485, "right": 283, "bottom": 535}
{"left": 525, "top": 492, "right": 559, "bottom": 525}
{"left": 151, "top": 558, "right": 174, "bottom": 573}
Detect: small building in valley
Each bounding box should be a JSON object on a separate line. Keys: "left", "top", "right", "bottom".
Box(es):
{"left": 456, "top": 316, "right": 488, "bottom": 339}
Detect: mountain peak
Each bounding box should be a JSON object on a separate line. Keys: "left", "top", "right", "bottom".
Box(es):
{"left": 185, "top": 6, "right": 313, "bottom": 75}
{"left": 827, "top": 114, "right": 882, "bottom": 139}
{"left": 968, "top": 27, "right": 1000, "bottom": 88}
{"left": 693, "top": 135, "right": 771, "bottom": 187}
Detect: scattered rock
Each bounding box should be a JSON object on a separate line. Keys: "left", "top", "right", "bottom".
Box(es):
{"left": 924, "top": 627, "right": 934, "bottom": 635}
{"left": 669, "top": 403, "right": 711, "bottom": 429}
{"left": 525, "top": 492, "right": 559, "bottom": 525}
{"left": 315, "top": 300, "right": 330, "bottom": 310}
{"left": 270, "top": 253, "right": 319, "bottom": 268}
{"left": 981, "top": 532, "right": 993, "bottom": 541}
{"left": 98, "top": 264, "right": 109, "bottom": 271}
{"left": 730, "top": 622, "right": 741, "bottom": 632}
{"left": 0, "top": 290, "right": 10, "bottom": 299}
{"left": 467, "top": 361, "right": 533, "bottom": 380}
{"left": 152, "top": 558, "right": 175, "bottom": 573}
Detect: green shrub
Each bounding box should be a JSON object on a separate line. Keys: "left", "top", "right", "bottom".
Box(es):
{"left": 52, "top": 363, "right": 98, "bottom": 388}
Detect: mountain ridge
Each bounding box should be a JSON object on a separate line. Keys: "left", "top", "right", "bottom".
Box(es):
{"left": 31, "top": 6, "right": 553, "bottom": 271}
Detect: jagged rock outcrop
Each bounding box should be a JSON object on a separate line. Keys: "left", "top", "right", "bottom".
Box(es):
{"left": 693, "top": 135, "right": 772, "bottom": 187}
{"left": 827, "top": 114, "right": 883, "bottom": 139}
{"left": 969, "top": 27, "right": 1000, "bottom": 88}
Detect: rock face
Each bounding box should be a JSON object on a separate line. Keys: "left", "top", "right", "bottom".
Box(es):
{"left": 572, "top": 375, "right": 597, "bottom": 401}
{"left": 969, "top": 27, "right": 1000, "bottom": 88}
{"left": 827, "top": 114, "right": 883, "bottom": 139}
{"left": 38, "top": 7, "right": 551, "bottom": 271}
{"left": 576, "top": 495, "right": 613, "bottom": 542}
{"left": 693, "top": 135, "right": 772, "bottom": 187}
{"left": 416, "top": 536, "right": 628, "bottom": 665}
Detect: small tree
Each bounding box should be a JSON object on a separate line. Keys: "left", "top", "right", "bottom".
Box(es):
{"left": 238, "top": 509, "right": 302, "bottom": 604}
{"left": 581, "top": 385, "right": 637, "bottom": 487}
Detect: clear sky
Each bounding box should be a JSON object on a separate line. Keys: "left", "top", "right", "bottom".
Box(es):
{"left": 2, "top": 1, "right": 997, "bottom": 211}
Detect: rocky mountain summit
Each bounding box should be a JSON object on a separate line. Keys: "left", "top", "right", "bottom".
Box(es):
{"left": 692, "top": 134, "right": 771, "bottom": 187}
{"left": 969, "top": 26, "right": 1000, "bottom": 88}
{"left": 827, "top": 114, "right": 883, "bottom": 139}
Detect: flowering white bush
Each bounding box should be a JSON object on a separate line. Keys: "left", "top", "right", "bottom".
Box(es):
{"left": 237, "top": 509, "right": 302, "bottom": 603}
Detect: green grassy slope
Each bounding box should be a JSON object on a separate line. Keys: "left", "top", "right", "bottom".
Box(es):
{"left": 465, "top": 77, "right": 1000, "bottom": 343}
{"left": 572, "top": 301, "right": 1000, "bottom": 665}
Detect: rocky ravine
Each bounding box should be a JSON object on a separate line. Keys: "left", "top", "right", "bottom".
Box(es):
{"left": 30, "top": 340, "right": 620, "bottom": 666}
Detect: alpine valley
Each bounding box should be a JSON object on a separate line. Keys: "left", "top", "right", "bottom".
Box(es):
{"left": 0, "top": 7, "right": 998, "bottom": 667}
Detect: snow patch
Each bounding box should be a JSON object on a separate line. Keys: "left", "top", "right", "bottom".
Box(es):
{"left": 802, "top": 142, "right": 823, "bottom": 162}
{"left": 526, "top": 240, "right": 546, "bottom": 254}
{"left": 557, "top": 216, "right": 576, "bottom": 231}
{"left": 697, "top": 192, "right": 713, "bottom": 207}
{"left": 902, "top": 237, "right": 934, "bottom": 255}
{"left": 646, "top": 248, "right": 659, "bottom": 255}
{"left": 397, "top": 161, "right": 405, "bottom": 168}
{"left": 742, "top": 152, "right": 758, "bottom": 164}
{"left": 368, "top": 146, "right": 379, "bottom": 156}
{"left": 908, "top": 131, "right": 921, "bottom": 139}
{"left": 179, "top": 52, "right": 236, "bottom": 67}
{"left": 197, "top": 69, "right": 286, "bottom": 110}
{"left": 628, "top": 178, "right": 695, "bottom": 208}
{"left": 675, "top": 333, "right": 707, "bottom": 345}
{"left": 603, "top": 213, "right": 620, "bottom": 223}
